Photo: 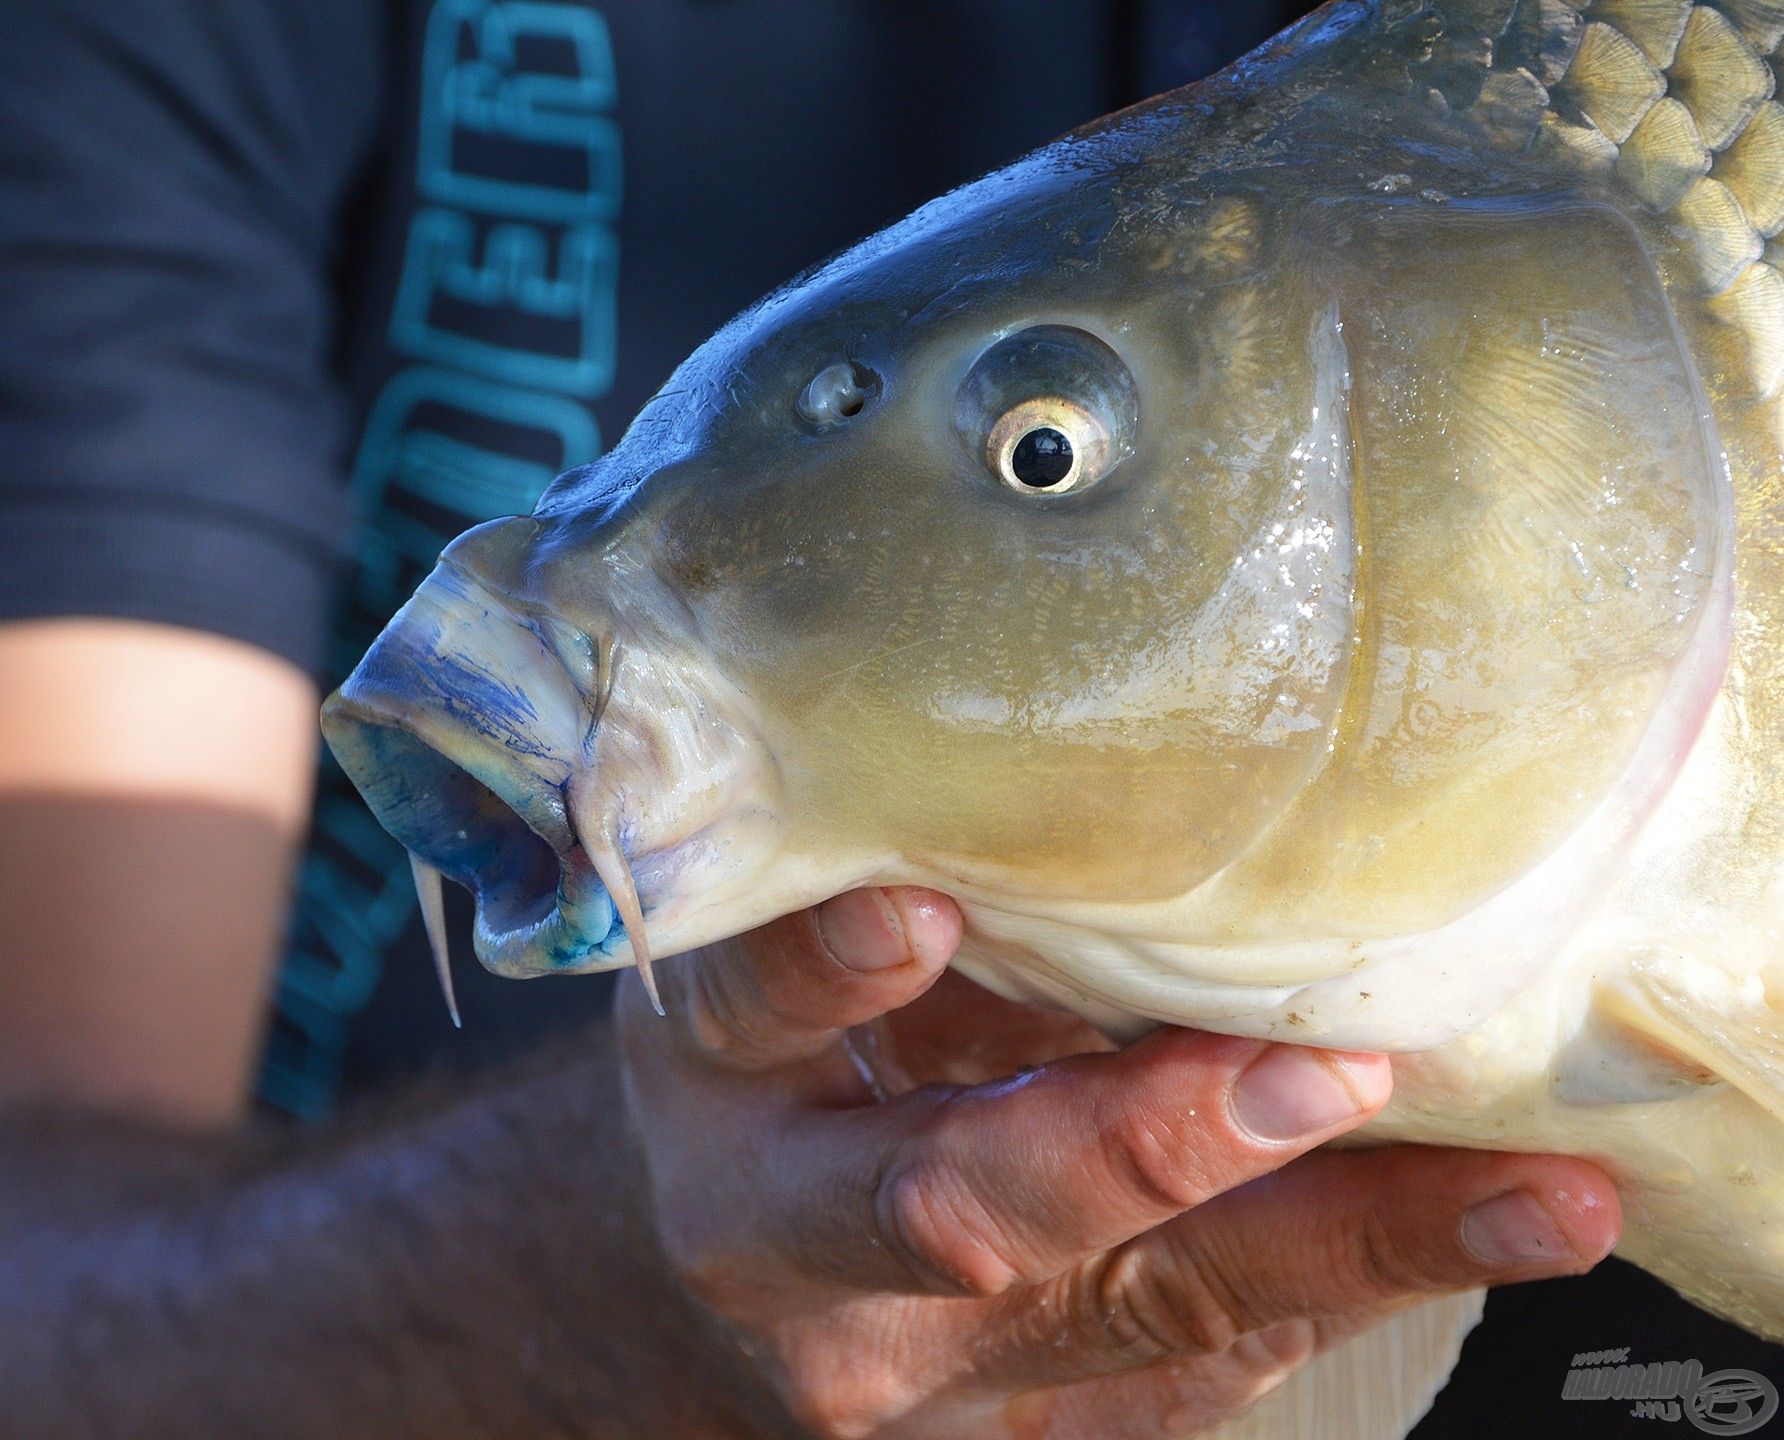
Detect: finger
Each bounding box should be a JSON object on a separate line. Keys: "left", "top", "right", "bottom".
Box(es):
{"left": 641, "top": 888, "right": 962, "bottom": 1072}
{"left": 770, "top": 1029, "right": 1393, "bottom": 1296}
{"left": 987, "top": 1146, "right": 1619, "bottom": 1386}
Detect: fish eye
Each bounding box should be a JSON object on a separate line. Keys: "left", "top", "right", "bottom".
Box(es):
{"left": 987, "top": 396, "right": 1113, "bottom": 494}
{"left": 799, "top": 361, "right": 878, "bottom": 428}
{"left": 956, "top": 326, "right": 1138, "bottom": 499}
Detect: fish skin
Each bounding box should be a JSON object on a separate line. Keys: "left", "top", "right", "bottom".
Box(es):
{"left": 323, "top": 0, "right": 1784, "bottom": 1379}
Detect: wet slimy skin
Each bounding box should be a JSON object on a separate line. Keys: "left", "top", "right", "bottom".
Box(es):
{"left": 327, "top": 2, "right": 1784, "bottom": 1340}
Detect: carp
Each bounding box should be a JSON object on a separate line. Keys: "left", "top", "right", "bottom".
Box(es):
{"left": 325, "top": 1, "right": 1784, "bottom": 1432}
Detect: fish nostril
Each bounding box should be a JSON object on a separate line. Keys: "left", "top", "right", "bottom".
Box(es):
{"left": 799, "top": 360, "right": 878, "bottom": 427}
{"left": 325, "top": 717, "right": 563, "bottom": 934}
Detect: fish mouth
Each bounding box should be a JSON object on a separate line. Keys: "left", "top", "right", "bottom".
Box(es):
{"left": 321, "top": 568, "right": 658, "bottom": 1018}
{"left": 323, "top": 690, "right": 648, "bottom": 1016}
{"left": 332, "top": 715, "right": 632, "bottom": 956}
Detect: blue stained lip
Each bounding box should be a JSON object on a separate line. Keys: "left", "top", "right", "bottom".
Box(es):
{"left": 484, "top": 848, "right": 632, "bottom": 975}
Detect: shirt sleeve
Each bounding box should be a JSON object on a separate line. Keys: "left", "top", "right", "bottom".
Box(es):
{"left": 0, "top": 0, "right": 386, "bottom": 676}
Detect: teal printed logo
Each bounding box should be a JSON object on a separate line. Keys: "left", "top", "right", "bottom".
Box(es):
{"left": 346, "top": 369, "right": 599, "bottom": 623}
{"left": 390, "top": 210, "right": 619, "bottom": 394}
{"left": 268, "top": 0, "right": 621, "bottom": 1119}
{"left": 419, "top": 0, "right": 621, "bottom": 223}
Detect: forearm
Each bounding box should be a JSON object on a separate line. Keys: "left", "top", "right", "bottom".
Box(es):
{"left": 0, "top": 1025, "right": 795, "bottom": 1440}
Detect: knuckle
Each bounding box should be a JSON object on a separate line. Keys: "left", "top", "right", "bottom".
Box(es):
{"left": 704, "top": 1310, "right": 914, "bottom": 1439}
{"left": 1248, "top": 1318, "right": 1321, "bottom": 1375}
{"left": 652, "top": 1212, "right": 754, "bottom": 1321}
{"left": 1217, "top": 1325, "right": 1319, "bottom": 1415}
{"left": 666, "top": 1247, "right": 747, "bottom": 1320}
{"left": 1102, "top": 1105, "right": 1211, "bottom": 1214}
{"left": 682, "top": 932, "right": 845, "bottom": 1068}
{"left": 685, "top": 961, "right": 755, "bottom": 1055}
{"left": 1338, "top": 1206, "right": 1425, "bottom": 1299}
{"left": 1091, "top": 1245, "right": 1248, "bottom": 1360}
{"left": 875, "top": 1136, "right": 1026, "bottom": 1298}
{"left": 1057, "top": 1252, "right": 1167, "bottom": 1368}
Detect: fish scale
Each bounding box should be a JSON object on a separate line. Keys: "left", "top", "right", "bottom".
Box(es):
{"left": 1408, "top": 1, "right": 1784, "bottom": 413}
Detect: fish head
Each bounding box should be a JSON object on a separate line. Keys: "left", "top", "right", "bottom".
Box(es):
{"left": 321, "top": 89, "right": 1377, "bottom": 979}
{"left": 324, "top": 6, "right": 1727, "bottom": 1041}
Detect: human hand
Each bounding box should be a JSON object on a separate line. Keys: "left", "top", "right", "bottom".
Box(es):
{"left": 616, "top": 888, "right": 1620, "bottom": 1439}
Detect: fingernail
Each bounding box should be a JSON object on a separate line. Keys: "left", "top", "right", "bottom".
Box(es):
{"left": 888, "top": 888, "right": 963, "bottom": 970}
{"left": 815, "top": 890, "right": 910, "bottom": 972}
{"left": 1233, "top": 1047, "right": 1372, "bottom": 1143}
{"left": 1462, "top": 1191, "right": 1576, "bottom": 1268}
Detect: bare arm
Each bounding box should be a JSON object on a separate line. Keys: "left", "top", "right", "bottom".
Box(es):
{"left": 0, "top": 619, "right": 318, "bottom": 1125}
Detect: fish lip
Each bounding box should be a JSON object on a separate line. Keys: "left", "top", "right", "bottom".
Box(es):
{"left": 320, "top": 570, "right": 636, "bottom": 977}
{"left": 323, "top": 685, "right": 578, "bottom": 856}
{"left": 323, "top": 685, "right": 625, "bottom": 974}
{"left": 471, "top": 839, "right": 632, "bottom": 978}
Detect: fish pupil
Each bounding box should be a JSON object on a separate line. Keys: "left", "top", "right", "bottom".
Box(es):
{"left": 1012, "top": 427, "right": 1074, "bottom": 488}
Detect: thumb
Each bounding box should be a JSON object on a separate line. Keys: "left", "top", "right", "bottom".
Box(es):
{"left": 644, "top": 888, "right": 963, "bottom": 1072}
